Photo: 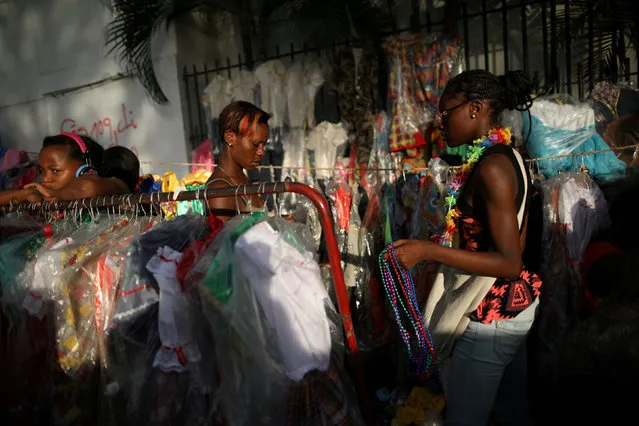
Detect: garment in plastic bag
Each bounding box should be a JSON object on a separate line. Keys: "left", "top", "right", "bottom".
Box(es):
{"left": 531, "top": 172, "right": 610, "bottom": 386}
{"left": 325, "top": 168, "right": 353, "bottom": 258}
{"left": 410, "top": 158, "right": 448, "bottom": 240}
{"left": 103, "top": 215, "right": 217, "bottom": 426}
{"left": 235, "top": 221, "right": 331, "bottom": 380}
{"left": 199, "top": 214, "right": 364, "bottom": 425}
{"left": 112, "top": 214, "right": 208, "bottom": 329}
{"left": 146, "top": 246, "right": 201, "bottom": 373}
{"left": 523, "top": 97, "right": 626, "bottom": 181}
{"left": 353, "top": 185, "right": 389, "bottom": 348}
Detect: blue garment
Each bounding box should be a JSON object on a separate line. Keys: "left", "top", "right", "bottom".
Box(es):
{"left": 138, "top": 177, "right": 161, "bottom": 194}
{"left": 523, "top": 114, "right": 626, "bottom": 182}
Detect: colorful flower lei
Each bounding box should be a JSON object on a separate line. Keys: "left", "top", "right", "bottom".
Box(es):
{"left": 437, "top": 127, "right": 512, "bottom": 247}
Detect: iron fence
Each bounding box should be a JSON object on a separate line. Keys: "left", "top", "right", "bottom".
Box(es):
{"left": 183, "top": 0, "right": 638, "bottom": 149}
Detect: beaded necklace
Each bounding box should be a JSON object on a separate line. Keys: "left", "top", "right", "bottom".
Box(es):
{"left": 438, "top": 127, "right": 512, "bottom": 247}
{"left": 379, "top": 243, "right": 437, "bottom": 379}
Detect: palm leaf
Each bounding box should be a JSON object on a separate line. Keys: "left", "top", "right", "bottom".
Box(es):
{"left": 106, "top": 0, "right": 233, "bottom": 104}
{"left": 555, "top": 0, "right": 639, "bottom": 91}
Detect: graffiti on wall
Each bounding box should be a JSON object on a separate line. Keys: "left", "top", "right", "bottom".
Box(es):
{"left": 59, "top": 103, "right": 139, "bottom": 156}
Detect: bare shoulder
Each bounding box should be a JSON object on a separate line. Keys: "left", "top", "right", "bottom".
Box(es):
{"left": 476, "top": 153, "right": 517, "bottom": 199}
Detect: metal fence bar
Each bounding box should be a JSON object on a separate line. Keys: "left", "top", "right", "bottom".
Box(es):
{"left": 183, "top": 0, "right": 636, "bottom": 145}
{"left": 565, "top": 0, "right": 573, "bottom": 95}
{"left": 482, "top": 0, "right": 490, "bottom": 70}
{"left": 521, "top": 0, "right": 529, "bottom": 74}
{"left": 463, "top": 2, "right": 470, "bottom": 70}
{"left": 502, "top": 0, "right": 509, "bottom": 72}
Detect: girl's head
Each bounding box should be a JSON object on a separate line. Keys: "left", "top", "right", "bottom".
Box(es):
{"left": 438, "top": 70, "right": 534, "bottom": 147}
{"left": 40, "top": 134, "right": 104, "bottom": 190}
{"left": 99, "top": 146, "right": 140, "bottom": 192}
{"left": 218, "top": 101, "right": 271, "bottom": 171}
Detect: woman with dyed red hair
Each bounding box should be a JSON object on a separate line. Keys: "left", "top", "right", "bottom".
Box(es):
{"left": 206, "top": 101, "right": 271, "bottom": 219}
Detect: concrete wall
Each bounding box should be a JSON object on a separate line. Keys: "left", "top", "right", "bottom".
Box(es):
{"left": 0, "top": 0, "right": 191, "bottom": 177}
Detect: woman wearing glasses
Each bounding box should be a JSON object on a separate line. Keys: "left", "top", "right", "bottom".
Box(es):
{"left": 393, "top": 70, "right": 540, "bottom": 425}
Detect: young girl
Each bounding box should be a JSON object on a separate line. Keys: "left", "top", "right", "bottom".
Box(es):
{"left": 0, "top": 133, "right": 139, "bottom": 205}
{"left": 392, "top": 70, "right": 540, "bottom": 425}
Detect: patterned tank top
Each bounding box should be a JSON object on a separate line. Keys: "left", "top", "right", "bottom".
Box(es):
{"left": 457, "top": 145, "right": 543, "bottom": 324}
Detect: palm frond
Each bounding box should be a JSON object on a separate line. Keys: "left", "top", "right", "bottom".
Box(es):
{"left": 554, "top": 0, "right": 639, "bottom": 91}
{"left": 106, "top": 0, "right": 233, "bottom": 104}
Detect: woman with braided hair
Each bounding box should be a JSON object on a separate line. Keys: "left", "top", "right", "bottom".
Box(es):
{"left": 392, "top": 70, "right": 540, "bottom": 425}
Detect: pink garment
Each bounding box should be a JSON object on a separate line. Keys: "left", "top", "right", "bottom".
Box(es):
{"left": 191, "top": 140, "right": 215, "bottom": 173}
{"left": 0, "top": 149, "right": 29, "bottom": 172}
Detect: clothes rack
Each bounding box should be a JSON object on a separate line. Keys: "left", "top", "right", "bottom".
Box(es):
{"left": 1, "top": 181, "right": 373, "bottom": 422}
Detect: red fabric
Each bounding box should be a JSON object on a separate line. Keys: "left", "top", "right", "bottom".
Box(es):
{"left": 176, "top": 214, "right": 223, "bottom": 291}
{"left": 581, "top": 241, "right": 625, "bottom": 276}
{"left": 333, "top": 186, "right": 352, "bottom": 231}
{"left": 581, "top": 241, "right": 626, "bottom": 311}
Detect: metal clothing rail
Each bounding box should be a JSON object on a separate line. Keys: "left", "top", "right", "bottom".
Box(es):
{"left": 1, "top": 181, "right": 373, "bottom": 420}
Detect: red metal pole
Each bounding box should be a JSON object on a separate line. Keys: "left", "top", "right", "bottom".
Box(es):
{"left": 287, "top": 183, "right": 372, "bottom": 422}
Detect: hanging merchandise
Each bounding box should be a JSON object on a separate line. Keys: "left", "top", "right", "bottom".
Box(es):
{"left": 378, "top": 243, "right": 437, "bottom": 380}
{"left": 410, "top": 157, "right": 448, "bottom": 241}
{"left": 281, "top": 56, "right": 325, "bottom": 196}
{"left": 531, "top": 172, "right": 610, "bottom": 387}
{"left": 523, "top": 96, "right": 627, "bottom": 181}
{"left": 177, "top": 169, "right": 212, "bottom": 216}
{"left": 590, "top": 80, "right": 639, "bottom": 135}
{"left": 190, "top": 139, "right": 215, "bottom": 173}
{"left": 197, "top": 214, "right": 365, "bottom": 426}
{"left": 383, "top": 34, "right": 463, "bottom": 155}
{"left": 255, "top": 58, "right": 287, "bottom": 160}
{"left": 202, "top": 74, "right": 233, "bottom": 150}
{"left": 331, "top": 46, "right": 380, "bottom": 166}
{"left": 353, "top": 185, "right": 388, "bottom": 347}
{"left": 325, "top": 166, "right": 353, "bottom": 257}
{"left": 306, "top": 121, "right": 349, "bottom": 180}
{"left": 366, "top": 112, "right": 398, "bottom": 188}
{"left": 255, "top": 59, "right": 288, "bottom": 128}
{"left": 161, "top": 170, "right": 180, "bottom": 218}
{"left": 0, "top": 189, "right": 366, "bottom": 426}
{"left": 229, "top": 69, "right": 258, "bottom": 104}
{"left": 285, "top": 56, "right": 325, "bottom": 130}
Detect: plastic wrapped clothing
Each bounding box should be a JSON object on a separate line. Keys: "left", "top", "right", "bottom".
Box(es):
{"left": 112, "top": 214, "right": 208, "bottom": 329}
{"left": 307, "top": 121, "right": 349, "bottom": 180}
{"left": 530, "top": 173, "right": 610, "bottom": 388}
{"left": 383, "top": 33, "right": 463, "bottom": 153}
{"left": 235, "top": 221, "right": 331, "bottom": 381}
{"left": 199, "top": 214, "right": 364, "bottom": 426}
{"left": 523, "top": 97, "right": 626, "bottom": 181}
{"left": 103, "top": 214, "right": 217, "bottom": 426}
{"left": 352, "top": 186, "right": 389, "bottom": 348}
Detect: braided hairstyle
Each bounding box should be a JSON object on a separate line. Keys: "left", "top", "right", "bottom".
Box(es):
{"left": 442, "top": 70, "right": 534, "bottom": 125}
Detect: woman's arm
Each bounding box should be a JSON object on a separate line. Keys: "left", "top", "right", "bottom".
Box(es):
{"left": 25, "top": 176, "right": 130, "bottom": 201}
{"left": 0, "top": 188, "right": 42, "bottom": 205}
{"left": 394, "top": 155, "right": 523, "bottom": 280}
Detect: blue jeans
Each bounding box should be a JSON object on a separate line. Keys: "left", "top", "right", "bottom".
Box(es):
{"left": 442, "top": 299, "right": 538, "bottom": 426}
